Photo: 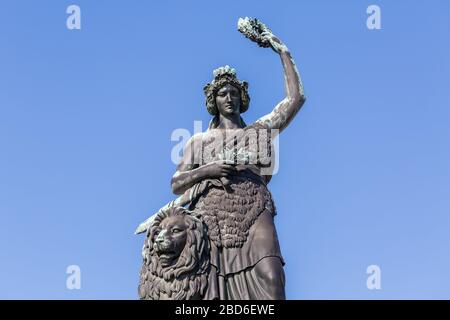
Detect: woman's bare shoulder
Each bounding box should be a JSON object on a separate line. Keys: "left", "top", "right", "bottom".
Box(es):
{"left": 186, "top": 132, "right": 205, "bottom": 147}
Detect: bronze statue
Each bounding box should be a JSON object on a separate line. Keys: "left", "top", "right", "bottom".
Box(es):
{"left": 137, "top": 17, "right": 306, "bottom": 300}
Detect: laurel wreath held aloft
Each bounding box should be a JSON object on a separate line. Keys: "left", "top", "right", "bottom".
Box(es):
{"left": 237, "top": 17, "right": 273, "bottom": 48}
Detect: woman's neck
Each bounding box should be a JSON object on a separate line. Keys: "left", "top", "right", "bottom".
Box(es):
{"left": 218, "top": 113, "right": 242, "bottom": 129}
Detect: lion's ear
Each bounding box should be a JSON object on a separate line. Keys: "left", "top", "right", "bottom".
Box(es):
{"left": 186, "top": 209, "right": 203, "bottom": 220}
{"left": 183, "top": 208, "right": 195, "bottom": 215}
{"left": 183, "top": 209, "right": 202, "bottom": 222}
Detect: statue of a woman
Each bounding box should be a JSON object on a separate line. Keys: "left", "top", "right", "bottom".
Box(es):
{"left": 169, "top": 19, "right": 306, "bottom": 299}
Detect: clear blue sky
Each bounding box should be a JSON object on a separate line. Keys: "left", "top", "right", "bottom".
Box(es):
{"left": 1, "top": 0, "right": 449, "bottom": 299}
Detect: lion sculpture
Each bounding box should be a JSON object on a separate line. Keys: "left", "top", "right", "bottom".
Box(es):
{"left": 138, "top": 207, "right": 210, "bottom": 300}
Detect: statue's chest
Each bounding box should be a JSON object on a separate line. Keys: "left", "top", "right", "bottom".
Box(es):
{"left": 199, "top": 129, "right": 273, "bottom": 166}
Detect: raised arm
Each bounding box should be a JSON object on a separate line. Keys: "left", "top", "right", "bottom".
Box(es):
{"left": 254, "top": 32, "right": 306, "bottom": 133}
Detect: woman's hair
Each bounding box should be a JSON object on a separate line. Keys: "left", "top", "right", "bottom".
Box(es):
{"left": 203, "top": 66, "right": 250, "bottom": 129}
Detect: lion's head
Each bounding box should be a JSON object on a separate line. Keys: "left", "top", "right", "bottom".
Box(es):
{"left": 138, "top": 206, "right": 210, "bottom": 300}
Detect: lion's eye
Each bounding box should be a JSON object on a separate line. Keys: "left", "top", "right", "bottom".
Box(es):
{"left": 172, "top": 228, "right": 182, "bottom": 234}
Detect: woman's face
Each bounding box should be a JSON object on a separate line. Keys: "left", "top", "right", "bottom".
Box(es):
{"left": 215, "top": 84, "right": 241, "bottom": 117}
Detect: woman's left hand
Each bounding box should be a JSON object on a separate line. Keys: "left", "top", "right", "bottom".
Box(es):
{"left": 261, "top": 31, "right": 288, "bottom": 54}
